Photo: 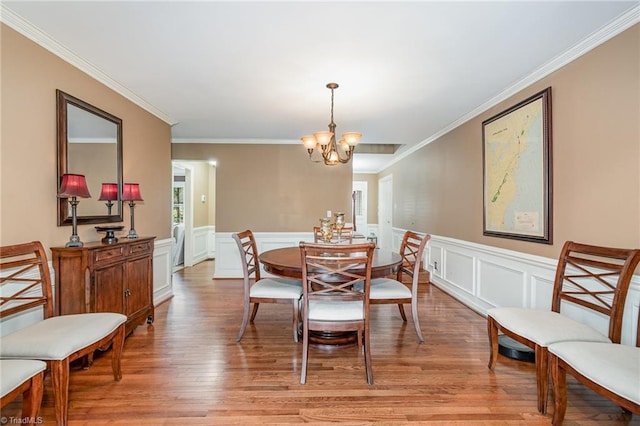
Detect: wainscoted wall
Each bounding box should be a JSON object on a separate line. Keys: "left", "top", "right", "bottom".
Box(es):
{"left": 1, "top": 238, "right": 175, "bottom": 337}
{"left": 153, "top": 238, "right": 174, "bottom": 305}
{"left": 427, "top": 234, "right": 640, "bottom": 346}
{"left": 214, "top": 229, "right": 640, "bottom": 346}
{"left": 215, "top": 232, "right": 313, "bottom": 278}
{"left": 192, "top": 225, "right": 215, "bottom": 265}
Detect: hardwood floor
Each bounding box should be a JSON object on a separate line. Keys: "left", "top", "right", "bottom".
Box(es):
{"left": 3, "top": 260, "right": 637, "bottom": 425}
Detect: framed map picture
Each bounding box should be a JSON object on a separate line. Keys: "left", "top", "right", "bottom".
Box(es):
{"left": 482, "top": 87, "right": 552, "bottom": 244}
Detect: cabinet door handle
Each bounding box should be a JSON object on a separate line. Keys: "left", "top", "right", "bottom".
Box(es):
{"left": 124, "top": 289, "right": 131, "bottom": 297}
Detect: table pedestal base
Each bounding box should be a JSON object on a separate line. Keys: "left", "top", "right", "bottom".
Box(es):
{"left": 308, "top": 330, "right": 358, "bottom": 346}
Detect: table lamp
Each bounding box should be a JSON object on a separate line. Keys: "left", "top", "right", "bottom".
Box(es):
{"left": 98, "top": 183, "right": 118, "bottom": 215}
{"left": 57, "top": 173, "right": 91, "bottom": 247}
{"left": 122, "top": 183, "right": 143, "bottom": 239}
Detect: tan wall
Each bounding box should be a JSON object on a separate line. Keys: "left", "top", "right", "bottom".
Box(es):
{"left": 172, "top": 144, "right": 352, "bottom": 232}
{"left": 382, "top": 25, "right": 640, "bottom": 259}
{"left": 353, "top": 173, "right": 378, "bottom": 224}
{"left": 68, "top": 143, "right": 118, "bottom": 216}
{"left": 1, "top": 24, "right": 173, "bottom": 251}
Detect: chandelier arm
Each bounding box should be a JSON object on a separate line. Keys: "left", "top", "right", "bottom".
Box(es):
{"left": 302, "top": 82, "right": 359, "bottom": 166}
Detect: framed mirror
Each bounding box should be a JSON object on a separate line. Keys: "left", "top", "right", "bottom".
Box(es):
{"left": 57, "top": 90, "right": 123, "bottom": 226}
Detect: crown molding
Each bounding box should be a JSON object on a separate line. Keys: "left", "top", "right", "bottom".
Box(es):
{"left": 0, "top": 4, "right": 177, "bottom": 126}
{"left": 382, "top": 4, "right": 640, "bottom": 174}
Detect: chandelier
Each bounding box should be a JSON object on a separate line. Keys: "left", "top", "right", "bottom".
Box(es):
{"left": 301, "top": 82, "right": 361, "bottom": 166}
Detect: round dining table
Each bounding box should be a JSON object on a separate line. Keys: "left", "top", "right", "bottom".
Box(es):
{"left": 259, "top": 245, "right": 402, "bottom": 345}
{"left": 259, "top": 246, "right": 402, "bottom": 280}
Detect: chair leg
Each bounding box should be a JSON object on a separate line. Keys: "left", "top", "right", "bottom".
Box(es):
{"left": 300, "top": 324, "right": 309, "bottom": 384}
{"left": 397, "top": 304, "right": 407, "bottom": 321}
{"left": 535, "top": 345, "right": 549, "bottom": 414}
{"left": 364, "top": 326, "right": 373, "bottom": 385}
{"left": 292, "top": 300, "right": 299, "bottom": 343}
{"left": 487, "top": 316, "right": 499, "bottom": 370}
{"left": 250, "top": 303, "right": 260, "bottom": 322}
{"left": 51, "top": 358, "right": 70, "bottom": 426}
{"left": 111, "top": 324, "right": 125, "bottom": 381}
{"left": 411, "top": 302, "right": 425, "bottom": 343}
{"left": 22, "top": 371, "right": 44, "bottom": 424}
{"left": 550, "top": 353, "right": 567, "bottom": 426}
{"left": 236, "top": 300, "right": 251, "bottom": 342}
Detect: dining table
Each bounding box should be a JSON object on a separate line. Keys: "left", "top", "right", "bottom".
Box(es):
{"left": 259, "top": 245, "right": 403, "bottom": 345}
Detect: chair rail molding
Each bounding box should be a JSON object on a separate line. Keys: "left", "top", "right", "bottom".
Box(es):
{"left": 214, "top": 229, "right": 640, "bottom": 346}
{"left": 215, "top": 232, "right": 313, "bottom": 279}
{"left": 426, "top": 233, "right": 640, "bottom": 347}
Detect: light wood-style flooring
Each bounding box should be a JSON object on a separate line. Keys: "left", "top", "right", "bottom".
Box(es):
{"left": 3, "top": 260, "right": 637, "bottom": 425}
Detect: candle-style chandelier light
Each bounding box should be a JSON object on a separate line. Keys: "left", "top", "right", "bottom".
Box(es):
{"left": 300, "top": 83, "right": 361, "bottom": 166}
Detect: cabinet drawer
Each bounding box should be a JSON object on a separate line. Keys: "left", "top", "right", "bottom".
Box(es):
{"left": 93, "top": 246, "right": 125, "bottom": 264}
{"left": 128, "top": 240, "right": 153, "bottom": 255}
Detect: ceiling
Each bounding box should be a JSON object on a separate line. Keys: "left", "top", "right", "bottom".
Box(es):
{"left": 3, "top": 1, "right": 638, "bottom": 173}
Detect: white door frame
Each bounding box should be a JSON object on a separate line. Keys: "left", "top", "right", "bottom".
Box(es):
{"left": 173, "top": 161, "right": 194, "bottom": 267}
{"left": 378, "top": 174, "right": 393, "bottom": 251}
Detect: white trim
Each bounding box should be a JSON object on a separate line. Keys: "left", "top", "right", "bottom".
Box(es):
{"left": 0, "top": 4, "right": 176, "bottom": 126}
{"left": 214, "top": 232, "right": 312, "bottom": 279}
{"left": 424, "top": 233, "right": 640, "bottom": 347}
{"left": 212, "top": 229, "right": 640, "bottom": 346}
{"left": 153, "top": 238, "right": 174, "bottom": 306}
{"left": 376, "top": 5, "right": 640, "bottom": 174}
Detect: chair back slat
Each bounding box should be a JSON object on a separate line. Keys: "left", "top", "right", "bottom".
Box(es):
{"left": 397, "top": 231, "right": 430, "bottom": 283}
{"left": 551, "top": 241, "right": 640, "bottom": 343}
{"left": 300, "top": 242, "right": 375, "bottom": 304}
{"left": 0, "top": 241, "right": 54, "bottom": 320}
{"left": 232, "top": 230, "right": 261, "bottom": 282}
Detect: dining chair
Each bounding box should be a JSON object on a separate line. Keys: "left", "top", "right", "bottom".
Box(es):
{"left": 357, "top": 231, "right": 430, "bottom": 343}
{"left": 487, "top": 241, "right": 640, "bottom": 414}
{"left": 0, "top": 359, "right": 46, "bottom": 425}
{"left": 0, "top": 241, "right": 127, "bottom": 426}
{"left": 299, "top": 241, "right": 376, "bottom": 384}
{"left": 548, "top": 307, "right": 640, "bottom": 424}
{"left": 232, "top": 230, "right": 303, "bottom": 342}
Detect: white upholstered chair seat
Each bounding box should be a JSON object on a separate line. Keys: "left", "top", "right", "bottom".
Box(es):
{"left": 487, "top": 307, "right": 610, "bottom": 346}
{"left": 549, "top": 341, "right": 640, "bottom": 405}
{"left": 356, "top": 278, "right": 412, "bottom": 299}
{"left": 0, "top": 313, "right": 127, "bottom": 360}
{"left": 308, "top": 300, "right": 364, "bottom": 321}
{"left": 250, "top": 278, "right": 302, "bottom": 299}
{"left": 0, "top": 359, "right": 47, "bottom": 398}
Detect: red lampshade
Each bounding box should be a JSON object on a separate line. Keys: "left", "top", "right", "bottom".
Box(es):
{"left": 57, "top": 174, "right": 91, "bottom": 198}
{"left": 98, "top": 183, "right": 119, "bottom": 201}
{"left": 122, "top": 183, "right": 143, "bottom": 201}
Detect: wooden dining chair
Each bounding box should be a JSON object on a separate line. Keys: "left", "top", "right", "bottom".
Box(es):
{"left": 232, "top": 230, "right": 303, "bottom": 342}
{"left": 548, "top": 308, "right": 640, "bottom": 424}
{"left": 0, "top": 359, "right": 46, "bottom": 425}
{"left": 299, "top": 241, "right": 376, "bottom": 384}
{"left": 357, "top": 231, "right": 430, "bottom": 342}
{"left": 487, "top": 241, "right": 640, "bottom": 414}
{"left": 0, "top": 241, "right": 127, "bottom": 426}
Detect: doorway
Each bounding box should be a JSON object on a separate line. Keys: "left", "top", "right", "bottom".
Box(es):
{"left": 171, "top": 162, "right": 193, "bottom": 271}
{"left": 352, "top": 181, "right": 368, "bottom": 236}
{"left": 378, "top": 174, "right": 393, "bottom": 251}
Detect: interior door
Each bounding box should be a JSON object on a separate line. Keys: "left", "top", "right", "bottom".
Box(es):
{"left": 378, "top": 175, "right": 393, "bottom": 251}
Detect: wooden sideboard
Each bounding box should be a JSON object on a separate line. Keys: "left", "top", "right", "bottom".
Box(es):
{"left": 51, "top": 236, "right": 155, "bottom": 336}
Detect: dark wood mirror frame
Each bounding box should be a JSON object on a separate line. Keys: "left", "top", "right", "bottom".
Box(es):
{"left": 57, "top": 89, "right": 123, "bottom": 226}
